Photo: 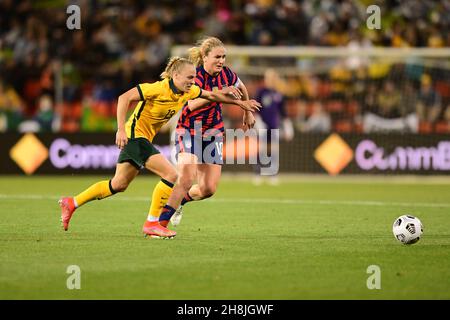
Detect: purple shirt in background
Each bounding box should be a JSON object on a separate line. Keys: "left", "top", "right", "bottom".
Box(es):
{"left": 255, "top": 87, "right": 286, "bottom": 129}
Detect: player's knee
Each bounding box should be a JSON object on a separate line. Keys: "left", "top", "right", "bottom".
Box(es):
{"left": 114, "top": 184, "right": 128, "bottom": 192}
{"left": 199, "top": 184, "right": 217, "bottom": 198}
{"left": 163, "top": 171, "right": 178, "bottom": 185}
{"left": 111, "top": 178, "right": 129, "bottom": 192}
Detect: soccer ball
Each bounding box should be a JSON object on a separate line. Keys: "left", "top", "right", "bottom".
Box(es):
{"left": 392, "top": 215, "right": 423, "bottom": 245}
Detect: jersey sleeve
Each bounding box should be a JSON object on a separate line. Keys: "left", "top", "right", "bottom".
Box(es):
{"left": 195, "top": 69, "right": 205, "bottom": 88}
{"left": 188, "top": 84, "right": 202, "bottom": 100}
{"left": 195, "top": 77, "right": 204, "bottom": 88}
{"left": 224, "top": 66, "right": 238, "bottom": 86}
{"left": 136, "top": 82, "right": 161, "bottom": 100}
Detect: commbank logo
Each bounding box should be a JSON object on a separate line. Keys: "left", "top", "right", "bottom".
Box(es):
{"left": 9, "top": 133, "right": 48, "bottom": 175}
{"left": 314, "top": 133, "right": 353, "bottom": 175}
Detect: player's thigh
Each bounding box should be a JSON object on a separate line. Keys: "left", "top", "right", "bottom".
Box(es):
{"left": 112, "top": 162, "right": 139, "bottom": 189}
{"left": 197, "top": 163, "right": 222, "bottom": 191}
{"left": 144, "top": 153, "right": 177, "bottom": 183}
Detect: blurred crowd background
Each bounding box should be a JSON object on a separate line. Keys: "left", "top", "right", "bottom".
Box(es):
{"left": 0, "top": 0, "right": 449, "bottom": 134}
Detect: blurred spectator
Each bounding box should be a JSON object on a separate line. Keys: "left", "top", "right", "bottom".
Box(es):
{"left": 0, "top": 0, "right": 449, "bottom": 134}
{"left": 0, "top": 81, "right": 24, "bottom": 131}
{"left": 253, "top": 68, "right": 293, "bottom": 185}
{"left": 144, "top": 33, "right": 172, "bottom": 70}
{"left": 377, "top": 80, "right": 402, "bottom": 118}
{"left": 416, "top": 74, "right": 442, "bottom": 124}
{"left": 363, "top": 80, "right": 418, "bottom": 133}
{"left": 255, "top": 68, "right": 293, "bottom": 141}
{"left": 444, "top": 105, "right": 450, "bottom": 125}
{"left": 300, "top": 102, "right": 331, "bottom": 133}
{"left": 400, "top": 82, "right": 419, "bottom": 117}
{"left": 329, "top": 60, "right": 352, "bottom": 100}
{"left": 35, "top": 94, "right": 54, "bottom": 132}
{"left": 363, "top": 83, "right": 378, "bottom": 115}
{"left": 427, "top": 27, "right": 444, "bottom": 48}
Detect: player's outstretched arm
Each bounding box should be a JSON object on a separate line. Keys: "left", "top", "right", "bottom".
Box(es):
{"left": 237, "top": 81, "right": 256, "bottom": 130}
{"left": 187, "top": 86, "right": 243, "bottom": 112}
{"left": 115, "top": 87, "right": 141, "bottom": 149}
{"left": 200, "top": 89, "right": 261, "bottom": 112}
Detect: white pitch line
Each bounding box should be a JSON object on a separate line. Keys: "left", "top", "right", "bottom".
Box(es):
{"left": 0, "top": 194, "right": 449, "bottom": 208}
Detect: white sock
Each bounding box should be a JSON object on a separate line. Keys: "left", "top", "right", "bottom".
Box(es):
{"left": 147, "top": 215, "right": 159, "bottom": 222}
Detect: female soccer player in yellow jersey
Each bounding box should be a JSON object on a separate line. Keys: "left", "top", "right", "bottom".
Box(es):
{"left": 59, "top": 57, "right": 260, "bottom": 239}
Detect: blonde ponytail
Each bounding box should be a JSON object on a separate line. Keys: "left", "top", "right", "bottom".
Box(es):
{"left": 160, "top": 56, "right": 192, "bottom": 79}
{"left": 188, "top": 47, "right": 202, "bottom": 67}
{"left": 188, "top": 36, "right": 224, "bottom": 67}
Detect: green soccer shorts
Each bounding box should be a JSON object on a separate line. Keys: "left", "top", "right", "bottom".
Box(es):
{"left": 117, "top": 137, "right": 160, "bottom": 169}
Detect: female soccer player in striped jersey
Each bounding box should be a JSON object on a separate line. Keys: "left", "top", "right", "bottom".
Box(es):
{"left": 159, "top": 37, "right": 257, "bottom": 227}
{"left": 59, "top": 56, "right": 260, "bottom": 238}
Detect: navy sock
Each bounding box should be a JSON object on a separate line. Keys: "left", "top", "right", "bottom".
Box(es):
{"left": 159, "top": 204, "right": 176, "bottom": 223}
{"left": 181, "top": 192, "right": 193, "bottom": 206}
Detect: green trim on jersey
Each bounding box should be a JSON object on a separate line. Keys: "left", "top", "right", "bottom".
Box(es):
{"left": 136, "top": 85, "right": 144, "bottom": 100}
{"left": 130, "top": 101, "right": 146, "bottom": 139}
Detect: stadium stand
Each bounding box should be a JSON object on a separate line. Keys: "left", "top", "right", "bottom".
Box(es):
{"left": 0, "top": 0, "right": 449, "bottom": 133}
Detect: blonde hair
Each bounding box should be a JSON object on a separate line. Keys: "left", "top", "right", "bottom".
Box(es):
{"left": 160, "top": 56, "right": 193, "bottom": 79}
{"left": 188, "top": 36, "right": 224, "bottom": 67}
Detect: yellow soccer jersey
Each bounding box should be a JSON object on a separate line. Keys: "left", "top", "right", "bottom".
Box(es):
{"left": 125, "top": 78, "right": 201, "bottom": 141}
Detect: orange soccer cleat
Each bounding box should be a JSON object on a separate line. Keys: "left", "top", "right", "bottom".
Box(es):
{"left": 142, "top": 221, "right": 176, "bottom": 239}
{"left": 59, "top": 197, "right": 76, "bottom": 231}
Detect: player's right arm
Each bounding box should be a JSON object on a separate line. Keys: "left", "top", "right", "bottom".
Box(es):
{"left": 115, "top": 87, "right": 141, "bottom": 149}
{"left": 236, "top": 80, "right": 256, "bottom": 130}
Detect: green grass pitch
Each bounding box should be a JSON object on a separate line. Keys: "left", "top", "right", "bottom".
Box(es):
{"left": 0, "top": 175, "right": 449, "bottom": 299}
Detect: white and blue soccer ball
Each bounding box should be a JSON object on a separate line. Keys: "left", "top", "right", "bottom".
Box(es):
{"left": 393, "top": 215, "right": 423, "bottom": 245}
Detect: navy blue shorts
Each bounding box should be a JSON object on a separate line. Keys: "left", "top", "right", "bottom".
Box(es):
{"left": 175, "top": 128, "right": 224, "bottom": 165}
